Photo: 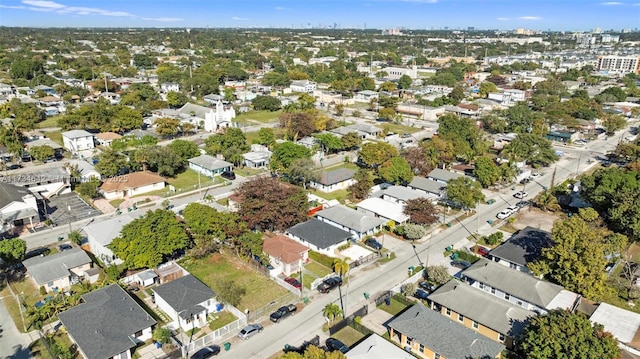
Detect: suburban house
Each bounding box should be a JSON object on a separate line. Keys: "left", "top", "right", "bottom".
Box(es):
{"left": 356, "top": 197, "right": 409, "bottom": 224}
{"left": 8, "top": 166, "right": 71, "bottom": 199}
{"left": 462, "top": 258, "right": 579, "bottom": 313}
{"left": 309, "top": 168, "right": 356, "bottom": 193}
{"left": 388, "top": 303, "right": 505, "bottom": 359}
{"left": 378, "top": 185, "right": 430, "bottom": 205}
{"left": 426, "top": 168, "right": 465, "bottom": 184}
{"left": 67, "top": 159, "right": 101, "bottom": 182}
{"left": 62, "top": 130, "right": 95, "bottom": 153}
{"left": 344, "top": 123, "right": 382, "bottom": 139}
{"left": 354, "top": 90, "right": 379, "bottom": 103}
{"left": 100, "top": 171, "right": 166, "bottom": 200}
{"left": 314, "top": 205, "right": 386, "bottom": 240}
{"left": 188, "top": 155, "right": 233, "bottom": 177}
{"left": 488, "top": 226, "right": 553, "bottom": 274}
{"left": 84, "top": 215, "right": 135, "bottom": 266}
{"left": 290, "top": 80, "right": 317, "bottom": 93}
{"left": 589, "top": 302, "right": 640, "bottom": 356}
{"left": 0, "top": 182, "right": 41, "bottom": 235}
{"left": 262, "top": 235, "right": 309, "bottom": 276}
{"left": 428, "top": 279, "right": 535, "bottom": 349}
{"left": 285, "top": 218, "right": 353, "bottom": 255}
{"left": 346, "top": 333, "right": 414, "bottom": 359}
{"left": 407, "top": 176, "right": 446, "bottom": 199}
{"left": 396, "top": 104, "right": 445, "bottom": 121}
{"left": 176, "top": 102, "right": 236, "bottom": 132}
{"left": 546, "top": 130, "right": 580, "bottom": 144}
{"left": 493, "top": 133, "right": 518, "bottom": 150}
{"left": 161, "top": 82, "right": 180, "bottom": 93}
{"left": 58, "top": 284, "right": 156, "bottom": 359}
{"left": 242, "top": 144, "right": 272, "bottom": 169}
{"left": 95, "top": 132, "right": 123, "bottom": 147}
{"left": 153, "top": 274, "right": 220, "bottom": 330}
{"left": 23, "top": 247, "right": 94, "bottom": 293}
{"left": 24, "top": 138, "right": 64, "bottom": 158}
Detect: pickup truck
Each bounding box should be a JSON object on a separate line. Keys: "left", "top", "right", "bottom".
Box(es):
{"left": 317, "top": 277, "right": 343, "bottom": 294}
{"left": 270, "top": 304, "right": 297, "bottom": 323}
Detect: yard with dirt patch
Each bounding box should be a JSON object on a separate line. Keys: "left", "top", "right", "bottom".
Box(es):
{"left": 510, "top": 207, "right": 559, "bottom": 232}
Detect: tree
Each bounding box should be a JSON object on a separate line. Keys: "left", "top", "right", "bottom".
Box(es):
{"left": 167, "top": 139, "right": 200, "bottom": 161}
{"left": 236, "top": 177, "right": 308, "bottom": 231}
{"left": 473, "top": 156, "right": 501, "bottom": 187}
{"left": 152, "top": 327, "right": 172, "bottom": 344}
{"left": 425, "top": 265, "right": 450, "bottom": 285}
{"left": 205, "top": 127, "right": 249, "bottom": 165}
{"left": 518, "top": 309, "right": 619, "bottom": 359}
{"left": 478, "top": 81, "right": 498, "bottom": 98}
{"left": 601, "top": 113, "right": 627, "bottom": 135}
{"left": 529, "top": 208, "right": 626, "bottom": 299}
{"left": 314, "top": 133, "right": 343, "bottom": 154}
{"left": 404, "top": 198, "right": 439, "bottom": 225}
{"left": 281, "top": 346, "right": 346, "bottom": 359}
{"left": 112, "top": 106, "right": 143, "bottom": 133}
{"left": 286, "top": 158, "right": 318, "bottom": 188}
{"left": 378, "top": 107, "right": 396, "bottom": 121}
{"left": 153, "top": 117, "right": 182, "bottom": 138}
{"left": 215, "top": 279, "right": 247, "bottom": 307}
{"left": 95, "top": 149, "right": 128, "bottom": 178}
{"left": 279, "top": 110, "right": 329, "bottom": 139}
{"left": 323, "top": 303, "right": 343, "bottom": 323}
{"left": 403, "top": 223, "right": 427, "bottom": 240}
{"left": 269, "top": 142, "right": 312, "bottom": 173}
{"left": 11, "top": 58, "right": 44, "bottom": 80}
{"left": 166, "top": 91, "right": 189, "bottom": 108}
{"left": 534, "top": 190, "right": 561, "bottom": 212}
{"left": 140, "top": 146, "right": 185, "bottom": 176}
{"left": 348, "top": 169, "right": 374, "bottom": 200}
{"left": 378, "top": 157, "right": 413, "bottom": 185}
{"left": 599, "top": 86, "right": 627, "bottom": 102}
{"left": 68, "top": 230, "right": 83, "bottom": 245}
{"left": 257, "top": 127, "right": 276, "bottom": 148}
{"left": 110, "top": 209, "right": 190, "bottom": 269}
{"left": 397, "top": 74, "right": 412, "bottom": 90}
{"left": 358, "top": 142, "right": 398, "bottom": 169}
{"left": 437, "top": 113, "right": 485, "bottom": 160}
{"left": 76, "top": 178, "right": 101, "bottom": 199}
{"left": 446, "top": 177, "right": 485, "bottom": 210}
{"left": 252, "top": 95, "right": 282, "bottom": 111}
{"left": 340, "top": 132, "right": 362, "bottom": 150}
{"left": 502, "top": 133, "right": 558, "bottom": 166}
{"left": 29, "top": 145, "right": 54, "bottom": 161}
{"left": 0, "top": 238, "right": 26, "bottom": 264}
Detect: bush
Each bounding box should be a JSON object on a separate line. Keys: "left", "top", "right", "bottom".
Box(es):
{"left": 453, "top": 250, "right": 479, "bottom": 263}
{"left": 337, "top": 242, "right": 351, "bottom": 251}
{"left": 309, "top": 250, "right": 336, "bottom": 269}
{"left": 485, "top": 232, "right": 504, "bottom": 245}
{"left": 153, "top": 327, "right": 171, "bottom": 344}
{"left": 394, "top": 225, "right": 406, "bottom": 237}
{"left": 39, "top": 286, "right": 47, "bottom": 296}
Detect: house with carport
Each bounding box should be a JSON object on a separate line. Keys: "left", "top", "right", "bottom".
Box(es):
{"left": 188, "top": 155, "right": 233, "bottom": 178}
{"left": 58, "top": 284, "right": 156, "bottom": 359}
{"left": 23, "top": 247, "right": 95, "bottom": 293}
{"left": 314, "top": 205, "right": 386, "bottom": 240}
{"left": 406, "top": 176, "right": 446, "bottom": 200}
{"left": 285, "top": 218, "right": 353, "bottom": 256}
{"left": 263, "top": 235, "right": 309, "bottom": 276}
{"left": 100, "top": 171, "right": 165, "bottom": 200}
{"left": 378, "top": 185, "right": 432, "bottom": 205}
{"left": 153, "top": 274, "right": 220, "bottom": 330}
{"left": 242, "top": 144, "right": 272, "bottom": 169}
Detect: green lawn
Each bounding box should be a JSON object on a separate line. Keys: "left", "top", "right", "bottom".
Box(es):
{"left": 37, "top": 115, "right": 63, "bottom": 129}
{"left": 234, "top": 167, "right": 267, "bottom": 177}
{"left": 310, "top": 188, "right": 350, "bottom": 202}
{"left": 377, "top": 298, "right": 409, "bottom": 316}
{"left": 332, "top": 326, "right": 367, "bottom": 347}
{"left": 375, "top": 122, "right": 421, "bottom": 134}
{"left": 0, "top": 277, "right": 41, "bottom": 332}
{"left": 45, "top": 131, "right": 63, "bottom": 146}
{"left": 304, "top": 261, "right": 333, "bottom": 277}
{"left": 235, "top": 110, "right": 282, "bottom": 124}
{"left": 109, "top": 199, "right": 125, "bottom": 208}
{"left": 209, "top": 311, "right": 238, "bottom": 330}
{"left": 132, "top": 169, "right": 227, "bottom": 197}
{"left": 180, "top": 253, "right": 289, "bottom": 312}
{"left": 322, "top": 162, "right": 359, "bottom": 172}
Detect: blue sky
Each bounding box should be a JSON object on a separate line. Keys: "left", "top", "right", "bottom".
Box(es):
{"left": 0, "top": 0, "right": 638, "bottom": 31}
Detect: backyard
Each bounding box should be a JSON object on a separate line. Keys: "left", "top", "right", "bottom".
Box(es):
{"left": 234, "top": 110, "right": 282, "bottom": 124}
{"left": 332, "top": 325, "right": 367, "bottom": 347}
{"left": 179, "top": 253, "right": 289, "bottom": 312}
{"left": 0, "top": 274, "right": 40, "bottom": 332}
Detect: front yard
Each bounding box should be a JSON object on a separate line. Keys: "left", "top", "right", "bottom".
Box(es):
{"left": 180, "top": 253, "right": 289, "bottom": 312}
{"left": 332, "top": 326, "right": 367, "bottom": 347}
{"left": 0, "top": 275, "right": 40, "bottom": 332}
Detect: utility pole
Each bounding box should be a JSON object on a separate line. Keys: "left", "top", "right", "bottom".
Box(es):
{"left": 67, "top": 202, "right": 72, "bottom": 236}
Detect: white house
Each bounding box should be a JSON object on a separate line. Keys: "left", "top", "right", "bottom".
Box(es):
{"left": 356, "top": 197, "right": 409, "bottom": 224}
{"left": 67, "top": 159, "right": 101, "bottom": 182}
{"left": 188, "top": 155, "right": 233, "bottom": 177}
{"left": 160, "top": 82, "right": 180, "bottom": 93}
{"left": 58, "top": 284, "right": 156, "bottom": 359}
{"left": 290, "top": 80, "right": 317, "bottom": 93}
{"left": 100, "top": 171, "right": 166, "bottom": 200}
{"left": 354, "top": 90, "right": 379, "bottom": 103}
{"left": 262, "top": 235, "right": 309, "bottom": 276}
{"left": 0, "top": 183, "right": 40, "bottom": 235}
{"left": 242, "top": 144, "right": 272, "bottom": 169}
{"left": 314, "top": 205, "right": 386, "bottom": 240}
{"left": 23, "top": 247, "right": 95, "bottom": 293}
{"left": 84, "top": 215, "right": 135, "bottom": 266}
{"left": 62, "top": 130, "right": 95, "bottom": 153}
{"left": 309, "top": 168, "right": 356, "bottom": 193}
{"left": 153, "top": 274, "right": 220, "bottom": 330}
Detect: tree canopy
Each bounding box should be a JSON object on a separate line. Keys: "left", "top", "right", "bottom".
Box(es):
{"left": 0, "top": 238, "right": 26, "bottom": 264}
{"left": 358, "top": 142, "right": 398, "bottom": 169}
{"left": 378, "top": 156, "right": 413, "bottom": 185}
{"left": 445, "top": 177, "right": 485, "bottom": 209}
{"left": 502, "top": 133, "right": 558, "bottom": 166}
{"left": 404, "top": 198, "right": 439, "bottom": 225}
{"left": 269, "top": 142, "right": 312, "bottom": 173}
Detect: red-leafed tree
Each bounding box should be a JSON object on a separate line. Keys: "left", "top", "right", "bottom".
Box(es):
{"left": 403, "top": 198, "right": 439, "bottom": 225}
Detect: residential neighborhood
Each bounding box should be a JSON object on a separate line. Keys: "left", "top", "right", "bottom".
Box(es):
{"left": 0, "top": 11, "right": 639, "bottom": 359}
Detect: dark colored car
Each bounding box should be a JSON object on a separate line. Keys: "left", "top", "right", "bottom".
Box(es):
{"left": 325, "top": 338, "right": 349, "bottom": 353}
{"left": 270, "top": 304, "right": 297, "bottom": 323}
{"left": 414, "top": 288, "right": 430, "bottom": 300}
{"left": 317, "top": 277, "right": 343, "bottom": 293}
{"left": 221, "top": 171, "right": 236, "bottom": 180}
{"left": 284, "top": 277, "right": 302, "bottom": 289}
{"left": 58, "top": 243, "right": 72, "bottom": 251}
{"left": 451, "top": 260, "right": 472, "bottom": 269}
{"left": 364, "top": 238, "right": 383, "bottom": 250}
{"left": 190, "top": 345, "right": 221, "bottom": 359}
{"left": 6, "top": 163, "right": 22, "bottom": 170}
{"left": 24, "top": 247, "right": 50, "bottom": 259}
{"left": 238, "top": 323, "right": 263, "bottom": 340}
{"left": 418, "top": 281, "right": 436, "bottom": 293}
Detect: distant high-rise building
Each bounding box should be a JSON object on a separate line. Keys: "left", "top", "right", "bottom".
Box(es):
{"left": 592, "top": 27, "right": 602, "bottom": 34}
{"left": 597, "top": 55, "right": 640, "bottom": 75}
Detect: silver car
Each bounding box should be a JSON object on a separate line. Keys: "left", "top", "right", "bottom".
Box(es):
{"left": 238, "top": 323, "right": 263, "bottom": 340}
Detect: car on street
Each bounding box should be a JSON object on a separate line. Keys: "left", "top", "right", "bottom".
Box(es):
{"left": 514, "top": 191, "right": 528, "bottom": 199}
{"left": 57, "top": 243, "right": 72, "bottom": 251}
{"left": 6, "top": 163, "right": 22, "bottom": 170}
{"left": 451, "top": 260, "right": 472, "bottom": 269}
{"left": 238, "top": 324, "right": 263, "bottom": 340}
{"left": 520, "top": 177, "right": 531, "bottom": 184}
{"left": 221, "top": 171, "right": 236, "bottom": 180}
{"left": 284, "top": 277, "right": 302, "bottom": 290}
{"left": 414, "top": 288, "right": 430, "bottom": 300}
{"left": 516, "top": 200, "right": 530, "bottom": 208}
{"left": 506, "top": 205, "right": 519, "bottom": 214}
{"left": 364, "top": 238, "right": 383, "bottom": 250}
{"left": 270, "top": 304, "right": 297, "bottom": 323}
{"left": 190, "top": 345, "right": 221, "bottom": 359}
{"left": 43, "top": 157, "right": 58, "bottom": 163}
{"left": 496, "top": 209, "right": 512, "bottom": 219}
{"left": 317, "top": 277, "right": 343, "bottom": 293}
{"left": 326, "top": 338, "right": 349, "bottom": 353}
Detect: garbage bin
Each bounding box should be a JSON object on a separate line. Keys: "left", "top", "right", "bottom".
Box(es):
{"left": 487, "top": 219, "right": 494, "bottom": 225}
{"left": 447, "top": 222, "right": 452, "bottom": 227}
{"left": 364, "top": 292, "right": 370, "bottom": 299}
{"left": 224, "top": 342, "right": 231, "bottom": 351}
{"left": 155, "top": 341, "right": 161, "bottom": 349}
{"left": 445, "top": 246, "right": 452, "bottom": 252}
{"left": 451, "top": 253, "right": 459, "bottom": 260}
{"left": 384, "top": 297, "right": 391, "bottom": 306}
{"left": 303, "top": 296, "right": 309, "bottom": 304}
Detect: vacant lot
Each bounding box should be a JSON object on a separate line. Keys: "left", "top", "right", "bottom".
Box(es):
{"left": 180, "top": 253, "right": 289, "bottom": 312}
{"left": 512, "top": 207, "right": 558, "bottom": 232}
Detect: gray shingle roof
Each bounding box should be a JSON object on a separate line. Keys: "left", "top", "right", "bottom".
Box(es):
{"left": 177, "top": 102, "right": 211, "bottom": 119}
{"left": 23, "top": 247, "right": 92, "bottom": 285}
{"left": 462, "top": 258, "right": 564, "bottom": 310}
{"left": 0, "top": 182, "right": 32, "bottom": 209}
{"left": 428, "top": 280, "right": 535, "bottom": 337}
{"left": 489, "top": 226, "right": 553, "bottom": 268}
{"left": 427, "top": 168, "right": 464, "bottom": 182}
{"left": 58, "top": 284, "right": 156, "bottom": 359}
{"left": 387, "top": 303, "right": 505, "bottom": 359}
{"left": 314, "top": 168, "right": 356, "bottom": 186}
{"left": 188, "top": 155, "right": 233, "bottom": 171}
{"left": 153, "top": 275, "right": 216, "bottom": 320}
{"left": 314, "top": 205, "right": 386, "bottom": 234}
{"left": 285, "top": 218, "right": 352, "bottom": 249}
{"left": 380, "top": 185, "right": 427, "bottom": 202}
{"left": 407, "top": 177, "right": 445, "bottom": 194}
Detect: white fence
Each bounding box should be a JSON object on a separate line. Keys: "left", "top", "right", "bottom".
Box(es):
{"left": 274, "top": 276, "right": 302, "bottom": 296}
{"left": 310, "top": 273, "right": 340, "bottom": 291}
{"left": 180, "top": 306, "right": 247, "bottom": 357}
{"left": 391, "top": 269, "right": 425, "bottom": 294}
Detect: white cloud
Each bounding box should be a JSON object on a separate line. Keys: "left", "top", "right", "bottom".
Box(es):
{"left": 497, "top": 17, "right": 510, "bottom": 21}
{"left": 601, "top": 1, "right": 624, "bottom": 4}
{"left": 232, "top": 16, "right": 250, "bottom": 21}
{"left": 519, "top": 16, "right": 541, "bottom": 20}
{"left": 0, "top": 4, "right": 27, "bottom": 9}
{"left": 275, "top": 6, "right": 291, "bottom": 10}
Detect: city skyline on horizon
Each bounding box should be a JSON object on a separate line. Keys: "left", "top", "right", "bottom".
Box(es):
{"left": 0, "top": 0, "right": 638, "bottom": 31}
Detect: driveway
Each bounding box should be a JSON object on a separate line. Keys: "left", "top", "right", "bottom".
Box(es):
{"left": 0, "top": 292, "right": 33, "bottom": 358}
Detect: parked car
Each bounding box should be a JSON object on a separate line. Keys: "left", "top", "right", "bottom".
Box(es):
{"left": 190, "top": 345, "right": 221, "bottom": 359}
{"left": 238, "top": 324, "right": 263, "bottom": 340}
{"left": 6, "top": 163, "right": 22, "bottom": 170}
{"left": 515, "top": 200, "right": 530, "bottom": 208}
{"left": 418, "top": 281, "right": 436, "bottom": 293}
{"left": 270, "top": 304, "right": 297, "bottom": 323}
{"left": 325, "top": 338, "right": 349, "bottom": 353}
{"left": 496, "top": 209, "right": 512, "bottom": 220}
{"left": 475, "top": 246, "right": 490, "bottom": 256}
{"left": 24, "top": 247, "right": 50, "bottom": 259}
{"left": 221, "top": 171, "right": 236, "bottom": 180}
{"left": 514, "top": 191, "right": 528, "bottom": 199}
{"left": 451, "top": 260, "right": 471, "bottom": 269}
{"left": 284, "top": 277, "right": 302, "bottom": 290}
{"left": 57, "top": 243, "right": 72, "bottom": 251}
{"left": 520, "top": 177, "right": 531, "bottom": 184}
{"left": 364, "top": 238, "right": 383, "bottom": 250}
{"left": 43, "top": 157, "right": 58, "bottom": 163}
{"left": 506, "top": 205, "right": 519, "bottom": 214}
{"left": 317, "top": 277, "right": 343, "bottom": 293}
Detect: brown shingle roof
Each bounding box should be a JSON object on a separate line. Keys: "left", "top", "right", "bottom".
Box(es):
{"left": 263, "top": 235, "right": 309, "bottom": 264}
{"left": 100, "top": 171, "right": 165, "bottom": 192}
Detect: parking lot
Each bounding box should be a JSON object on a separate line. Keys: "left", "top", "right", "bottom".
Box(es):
{"left": 47, "top": 192, "right": 102, "bottom": 225}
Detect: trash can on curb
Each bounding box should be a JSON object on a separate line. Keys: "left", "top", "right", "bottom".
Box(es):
{"left": 224, "top": 342, "right": 231, "bottom": 351}
{"left": 384, "top": 297, "right": 391, "bottom": 306}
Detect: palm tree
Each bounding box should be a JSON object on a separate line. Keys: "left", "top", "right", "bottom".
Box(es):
{"left": 68, "top": 230, "right": 83, "bottom": 245}
{"left": 333, "top": 258, "right": 350, "bottom": 314}
{"left": 322, "top": 303, "right": 343, "bottom": 323}
{"left": 535, "top": 190, "right": 561, "bottom": 212}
